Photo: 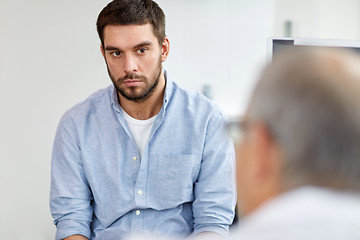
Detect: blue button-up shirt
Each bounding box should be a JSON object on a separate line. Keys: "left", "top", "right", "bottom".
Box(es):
{"left": 50, "top": 73, "right": 236, "bottom": 240}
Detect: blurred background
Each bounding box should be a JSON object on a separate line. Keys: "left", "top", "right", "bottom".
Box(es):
{"left": 0, "top": 0, "right": 359, "bottom": 239}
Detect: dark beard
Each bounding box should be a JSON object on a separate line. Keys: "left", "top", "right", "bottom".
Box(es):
{"left": 118, "top": 69, "right": 161, "bottom": 103}
{"left": 106, "top": 56, "right": 162, "bottom": 103}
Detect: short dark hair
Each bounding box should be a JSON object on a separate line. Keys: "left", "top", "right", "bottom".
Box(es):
{"left": 96, "top": 0, "right": 166, "bottom": 46}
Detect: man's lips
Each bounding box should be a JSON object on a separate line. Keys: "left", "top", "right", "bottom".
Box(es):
{"left": 123, "top": 79, "right": 142, "bottom": 87}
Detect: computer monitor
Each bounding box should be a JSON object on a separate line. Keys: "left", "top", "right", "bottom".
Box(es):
{"left": 267, "top": 38, "right": 360, "bottom": 61}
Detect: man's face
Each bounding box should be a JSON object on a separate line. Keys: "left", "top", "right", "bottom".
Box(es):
{"left": 101, "top": 23, "right": 166, "bottom": 102}
{"left": 235, "top": 118, "right": 282, "bottom": 217}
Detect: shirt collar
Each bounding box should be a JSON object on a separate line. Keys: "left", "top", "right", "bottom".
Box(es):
{"left": 110, "top": 70, "right": 173, "bottom": 113}
{"left": 163, "top": 70, "right": 172, "bottom": 113}
{"left": 111, "top": 85, "right": 122, "bottom": 113}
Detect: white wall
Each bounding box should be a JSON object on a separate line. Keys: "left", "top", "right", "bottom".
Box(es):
{"left": 274, "top": 0, "right": 360, "bottom": 39}
{"left": 0, "top": 1, "right": 272, "bottom": 239}
{"left": 159, "top": 0, "right": 274, "bottom": 116}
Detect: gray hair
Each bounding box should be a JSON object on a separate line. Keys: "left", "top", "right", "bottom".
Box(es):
{"left": 247, "top": 47, "right": 360, "bottom": 191}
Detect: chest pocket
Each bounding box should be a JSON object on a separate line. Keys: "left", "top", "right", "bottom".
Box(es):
{"left": 148, "top": 154, "right": 200, "bottom": 210}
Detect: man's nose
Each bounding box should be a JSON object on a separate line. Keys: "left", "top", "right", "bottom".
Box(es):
{"left": 123, "top": 54, "right": 138, "bottom": 73}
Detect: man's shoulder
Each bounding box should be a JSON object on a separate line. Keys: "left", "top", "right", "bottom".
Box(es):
{"left": 171, "top": 81, "right": 222, "bottom": 115}
{"left": 64, "top": 85, "right": 113, "bottom": 120}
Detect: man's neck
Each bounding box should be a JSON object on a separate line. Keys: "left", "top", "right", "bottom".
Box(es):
{"left": 118, "top": 73, "right": 166, "bottom": 120}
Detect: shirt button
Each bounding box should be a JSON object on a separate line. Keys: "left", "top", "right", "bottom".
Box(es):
{"left": 138, "top": 189, "right": 143, "bottom": 195}
{"left": 135, "top": 210, "right": 140, "bottom": 215}
{"left": 132, "top": 157, "right": 137, "bottom": 161}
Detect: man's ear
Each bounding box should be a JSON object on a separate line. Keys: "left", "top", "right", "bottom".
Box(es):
{"left": 251, "top": 123, "right": 281, "bottom": 181}
{"left": 239, "top": 122, "right": 283, "bottom": 215}
{"left": 100, "top": 44, "right": 105, "bottom": 58}
{"left": 161, "top": 36, "right": 170, "bottom": 62}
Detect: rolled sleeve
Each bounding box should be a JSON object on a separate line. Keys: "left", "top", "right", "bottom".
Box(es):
{"left": 50, "top": 111, "right": 93, "bottom": 240}
{"left": 192, "top": 111, "right": 237, "bottom": 236}
{"left": 56, "top": 220, "right": 91, "bottom": 240}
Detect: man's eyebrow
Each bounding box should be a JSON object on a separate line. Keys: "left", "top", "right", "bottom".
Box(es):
{"left": 104, "top": 41, "right": 153, "bottom": 52}
{"left": 134, "top": 41, "right": 152, "bottom": 49}
{"left": 104, "top": 46, "right": 121, "bottom": 51}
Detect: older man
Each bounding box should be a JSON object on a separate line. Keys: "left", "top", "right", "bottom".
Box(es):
{"left": 229, "top": 47, "right": 360, "bottom": 240}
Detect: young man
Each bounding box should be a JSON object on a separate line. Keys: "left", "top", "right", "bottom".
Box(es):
{"left": 50, "top": 1, "right": 236, "bottom": 240}
{"left": 228, "top": 47, "right": 360, "bottom": 240}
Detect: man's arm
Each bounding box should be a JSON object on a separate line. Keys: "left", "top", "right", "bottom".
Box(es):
{"left": 50, "top": 112, "right": 93, "bottom": 240}
{"left": 192, "top": 111, "right": 237, "bottom": 236}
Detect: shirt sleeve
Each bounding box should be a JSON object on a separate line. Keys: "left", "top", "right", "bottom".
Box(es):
{"left": 50, "top": 111, "right": 93, "bottom": 240}
{"left": 192, "top": 111, "right": 237, "bottom": 236}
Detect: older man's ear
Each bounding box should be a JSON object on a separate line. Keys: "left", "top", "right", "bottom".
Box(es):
{"left": 236, "top": 122, "right": 283, "bottom": 216}
{"left": 251, "top": 123, "right": 282, "bottom": 183}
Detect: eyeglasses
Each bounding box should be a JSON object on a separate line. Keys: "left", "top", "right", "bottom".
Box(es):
{"left": 225, "top": 118, "right": 250, "bottom": 145}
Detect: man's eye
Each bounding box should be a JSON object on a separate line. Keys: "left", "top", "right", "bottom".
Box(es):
{"left": 137, "top": 48, "right": 148, "bottom": 54}
{"left": 111, "top": 51, "right": 121, "bottom": 57}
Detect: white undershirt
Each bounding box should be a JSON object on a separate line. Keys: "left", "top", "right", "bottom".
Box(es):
{"left": 122, "top": 110, "right": 157, "bottom": 158}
